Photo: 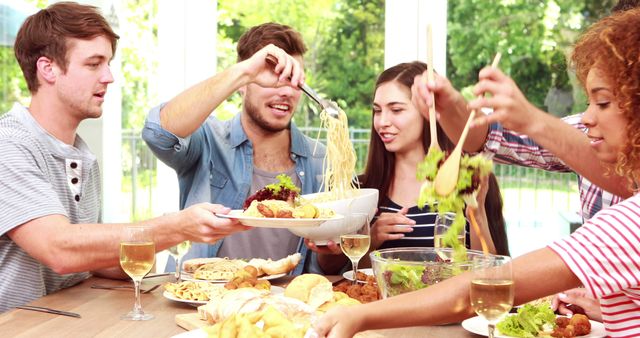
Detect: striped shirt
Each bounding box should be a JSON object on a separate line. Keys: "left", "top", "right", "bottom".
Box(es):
{"left": 549, "top": 193, "right": 640, "bottom": 337}
{"left": 0, "top": 104, "right": 101, "bottom": 313}
{"left": 375, "top": 198, "right": 470, "bottom": 249}
{"left": 484, "top": 114, "right": 624, "bottom": 220}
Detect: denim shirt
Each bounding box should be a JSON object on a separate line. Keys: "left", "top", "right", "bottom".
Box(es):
{"left": 142, "top": 103, "right": 326, "bottom": 274}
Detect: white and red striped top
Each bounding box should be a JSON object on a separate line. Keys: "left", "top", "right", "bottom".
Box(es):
{"left": 549, "top": 193, "right": 640, "bottom": 337}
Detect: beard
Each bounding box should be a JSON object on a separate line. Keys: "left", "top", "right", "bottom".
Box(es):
{"left": 244, "top": 99, "right": 291, "bottom": 133}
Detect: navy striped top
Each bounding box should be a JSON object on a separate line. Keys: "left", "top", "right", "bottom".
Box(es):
{"left": 375, "top": 197, "right": 470, "bottom": 250}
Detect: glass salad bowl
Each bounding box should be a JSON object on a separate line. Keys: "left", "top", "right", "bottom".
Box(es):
{"left": 370, "top": 247, "right": 488, "bottom": 298}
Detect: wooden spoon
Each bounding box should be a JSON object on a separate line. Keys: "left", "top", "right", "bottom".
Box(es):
{"left": 433, "top": 53, "right": 502, "bottom": 196}
{"left": 426, "top": 24, "right": 440, "bottom": 152}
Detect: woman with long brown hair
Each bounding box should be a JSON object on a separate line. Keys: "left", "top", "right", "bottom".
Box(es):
{"left": 359, "top": 61, "right": 509, "bottom": 255}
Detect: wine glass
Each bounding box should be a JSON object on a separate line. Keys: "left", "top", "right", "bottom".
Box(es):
{"left": 469, "top": 255, "right": 514, "bottom": 338}
{"left": 340, "top": 213, "right": 371, "bottom": 285}
{"left": 119, "top": 225, "right": 155, "bottom": 321}
{"left": 434, "top": 212, "right": 466, "bottom": 249}
{"left": 166, "top": 241, "right": 191, "bottom": 282}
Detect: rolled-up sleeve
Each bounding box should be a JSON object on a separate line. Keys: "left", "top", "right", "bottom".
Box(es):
{"left": 142, "top": 103, "right": 204, "bottom": 173}
{"left": 483, "top": 122, "right": 572, "bottom": 172}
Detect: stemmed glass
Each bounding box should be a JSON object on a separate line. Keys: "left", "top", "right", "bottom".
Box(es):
{"left": 167, "top": 241, "right": 191, "bottom": 282}
{"left": 119, "top": 225, "right": 155, "bottom": 321}
{"left": 340, "top": 213, "right": 371, "bottom": 285}
{"left": 434, "top": 212, "right": 466, "bottom": 249}
{"left": 469, "top": 255, "right": 514, "bottom": 338}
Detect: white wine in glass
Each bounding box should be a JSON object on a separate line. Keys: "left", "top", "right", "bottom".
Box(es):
{"left": 167, "top": 240, "right": 191, "bottom": 282}
{"left": 434, "top": 212, "right": 465, "bottom": 249}
{"left": 469, "top": 255, "right": 514, "bottom": 338}
{"left": 340, "top": 213, "right": 370, "bottom": 284}
{"left": 119, "top": 225, "right": 155, "bottom": 321}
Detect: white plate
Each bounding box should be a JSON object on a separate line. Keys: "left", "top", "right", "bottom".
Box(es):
{"left": 461, "top": 315, "right": 606, "bottom": 338}
{"left": 216, "top": 210, "right": 343, "bottom": 228}
{"left": 163, "top": 285, "right": 285, "bottom": 306}
{"left": 181, "top": 272, "right": 287, "bottom": 283}
{"left": 342, "top": 268, "right": 374, "bottom": 282}
{"left": 163, "top": 290, "right": 208, "bottom": 306}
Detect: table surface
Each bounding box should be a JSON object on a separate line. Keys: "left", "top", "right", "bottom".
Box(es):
{"left": 0, "top": 275, "right": 482, "bottom": 338}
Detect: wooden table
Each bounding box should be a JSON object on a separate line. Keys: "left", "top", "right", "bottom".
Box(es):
{"left": 0, "top": 276, "right": 481, "bottom": 338}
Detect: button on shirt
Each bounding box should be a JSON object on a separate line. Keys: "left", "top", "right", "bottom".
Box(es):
{"left": 142, "top": 104, "right": 326, "bottom": 274}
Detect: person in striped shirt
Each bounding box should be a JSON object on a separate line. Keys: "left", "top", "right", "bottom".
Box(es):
{"left": 305, "top": 62, "right": 509, "bottom": 275}
{"left": 0, "top": 2, "right": 247, "bottom": 313}
{"left": 359, "top": 61, "right": 508, "bottom": 256}
{"left": 315, "top": 8, "right": 640, "bottom": 337}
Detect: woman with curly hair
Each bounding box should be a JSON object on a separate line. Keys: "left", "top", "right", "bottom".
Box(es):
{"left": 314, "top": 8, "right": 640, "bottom": 338}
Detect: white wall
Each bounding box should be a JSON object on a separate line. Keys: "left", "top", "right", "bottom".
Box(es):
{"left": 384, "top": 0, "right": 448, "bottom": 75}
{"left": 154, "top": 0, "right": 218, "bottom": 217}
{"left": 73, "top": 0, "right": 124, "bottom": 222}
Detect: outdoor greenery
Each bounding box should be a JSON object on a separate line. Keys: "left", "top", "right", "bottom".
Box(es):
{"left": 0, "top": 0, "right": 616, "bottom": 222}
{"left": 448, "top": 0, "right": 616, "bottom": 117}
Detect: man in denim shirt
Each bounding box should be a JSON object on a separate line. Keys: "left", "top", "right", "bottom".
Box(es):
{"left": 143, "top": 23, "right": 325, "bottom": 275}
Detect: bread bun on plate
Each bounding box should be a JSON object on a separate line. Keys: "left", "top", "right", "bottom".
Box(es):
{"left": 284, "top": 274, "right": 333, "bottom": 309}
{"left": 261, "top": 253, "right": 302, "bottom": 275}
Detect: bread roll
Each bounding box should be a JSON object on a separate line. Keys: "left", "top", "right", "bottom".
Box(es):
{"left": 262, "top": 253, "right": 302, "bottom": 275}
{"left": 284, "top": 274, "right": 333, "bottom": 308}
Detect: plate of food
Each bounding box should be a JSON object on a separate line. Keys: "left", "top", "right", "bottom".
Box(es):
{"left": 218, "top": 174, "right": 340, "bottom": 228}
{"left": 181, "top": 254, "right": 301, "bottom": 282}
{"left": 216, "top": 209, "right": 342, "bottom": 228}
{"left": 462, "top": 312, "right": 605, "bottom": 337}
{"left": 163, "top": 285, "right": 285, "bottom": 306}
{"left": 181, "top": 272, "right": 287, "bottom": 283}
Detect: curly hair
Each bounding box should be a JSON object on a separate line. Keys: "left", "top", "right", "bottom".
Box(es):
{"left": 571, "top": 7, "right": 640, "bottom": 186}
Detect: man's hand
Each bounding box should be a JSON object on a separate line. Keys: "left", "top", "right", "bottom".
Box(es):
{"left": 239, "top": 43, "right": 304, "bottom": 88}
{"left": 411, "top": 72, "right": 468, "bottom": 122}
{"left": 551, "top": 288, "right": 602, "bottom": 322}
{"left": 305, "top": 239, "right": 342, "bottom": 255}
{"left": 177, "top": 203, "right": 249, "bottom": 243}
{"left": 370, "top": 208, "right": 415, "bottom": 250}
{"left": 467, "top": 67, "right": 543, "bottom": 135}
{"left": 411, "top": 71, "right": 488, "bottom": 152}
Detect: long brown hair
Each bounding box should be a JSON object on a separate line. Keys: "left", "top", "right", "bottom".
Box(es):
{"left": 14, "top": 1, "right": 119, "bottom": 93}
{"left": 358, "top": 61, "right": 454, "bottom": 200}
{"left": 359, "top": 61, "right": 510, "bottom": 255}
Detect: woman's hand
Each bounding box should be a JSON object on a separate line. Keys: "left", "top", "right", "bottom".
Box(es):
{"left": 370, "top": 208, "right": 415, "bottom": 249}
{"left": 305, "top": 239, "right": 342, "bottom": 255}
{"left": 314, "top": 305, "right": 364, "bottom": 338}
{"left": 551, "top": 288, "right": 602, "bottom": 322}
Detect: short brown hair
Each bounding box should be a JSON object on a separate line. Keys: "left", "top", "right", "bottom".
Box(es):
{"left": 14, "top": 1, "right": 120, "bottom": 93}
{"left": 236, "top": 22, "right": 307, "bottom": 62}
{"left": 572, "top": 8, "right": 640, "bottom": 183}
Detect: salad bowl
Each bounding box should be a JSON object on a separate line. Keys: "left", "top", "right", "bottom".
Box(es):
{"left": 370, "top": 247, "right": 489, "bottom": 298}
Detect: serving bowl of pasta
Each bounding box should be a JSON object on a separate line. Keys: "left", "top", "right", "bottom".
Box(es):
{"left": 288, "top": 188, "right": 378, "bottom": 245}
